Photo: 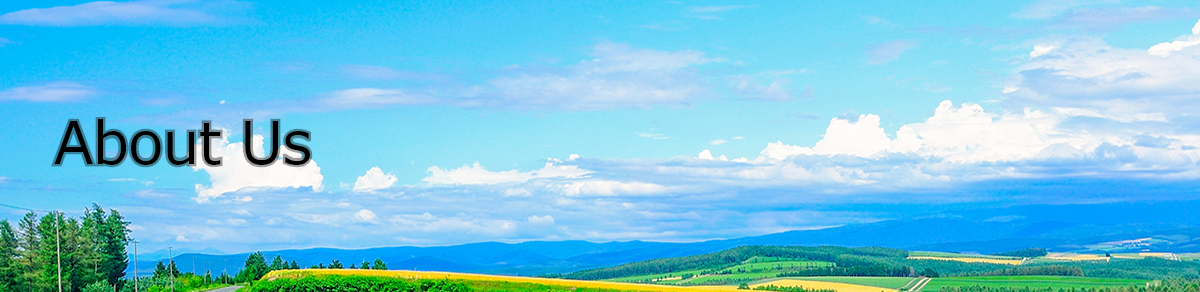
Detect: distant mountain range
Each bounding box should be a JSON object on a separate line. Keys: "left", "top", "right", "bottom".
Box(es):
{"left": 128, "top": 200, "right": 1200, "bottom": 278}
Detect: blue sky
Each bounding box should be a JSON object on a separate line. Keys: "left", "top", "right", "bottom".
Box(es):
{"left": 2, "top": 0, "right": 1200, "bottom": 253}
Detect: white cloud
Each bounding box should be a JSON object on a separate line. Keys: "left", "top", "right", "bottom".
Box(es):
{"left": 710, "top": 139, "right": 727, "bottom": 145}
{"left": 424, "top": 161, "right": 590, "bottom": 185}
{"left": 1148, "top": 19, "right": 1200, "bottom": 57}
{"left": 698, "top": 149, "right": 714, "bottom": 160}
{"left": 354, "top": 209, "right": 378, "bottom": 224}
{"left": 637, "top": 133, "right": 670, "bottom": 140}
{"left": 320, "top": 88, "right": 438, "bottom": 109}
{"left": 503, "top": 188, "right": 532, "bottom": 197}
{"left": 0, "top": 0, "right": 244, "bottom": 27}
{"left": 527, "top": 215, "right": 555, "bottom": 225}
{"left": 1030, "top": 44, "right": 1056, "bottom": 58}
{"left": 353, "top": 167, "right": 398, "bottom": 192}
{"left": 729, "top": 73, "right": 794, "bottom": 101}
{"left": 563, "top": 180, "right": 672, "bottom": 197}
{"left": 0, "top": 82, "right": 94, "bottom": 102}
{"left": 0, "top": 38, "right": 12, "bottom": 47}
{"left": 866, "top": 40, "right": 918, "bottom": 64}
{"left": 193, "top": 135, "right": 324, "bottom": 203}
{"left": 1008, "top": 20, "right": 1200, "bottom": 118}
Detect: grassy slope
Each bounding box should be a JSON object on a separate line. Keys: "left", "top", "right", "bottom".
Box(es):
{"left": 919, "top": 276, "right": 1149, "bottom": 292}
{"left": 908, "top": 251, "right": 1020, "bottom": 260}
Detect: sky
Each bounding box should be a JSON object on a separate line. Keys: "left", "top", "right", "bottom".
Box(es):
{"left": 2, "top": 0, "right": 1200, "bottom": 254}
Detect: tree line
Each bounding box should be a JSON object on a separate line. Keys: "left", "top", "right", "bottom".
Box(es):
{"left": 0, "top": 204, "right": 130, "bottom": 292}
{"left": 233, "top": 251, "right": 389, "bottom": 282}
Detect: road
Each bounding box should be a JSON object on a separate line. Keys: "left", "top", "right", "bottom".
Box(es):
{"left": 204, "top": 286, "right": 244, "bottom": 292}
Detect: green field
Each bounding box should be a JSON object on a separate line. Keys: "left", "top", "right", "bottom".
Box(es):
{"left": 605, "top": 258, "right": 834, "bottom": 285}
{"left": 606, "top": 269, "right": 710, "bottom": 283}
{"left": 718, "top": 260, "right": 835, "bottom": 273}
{"left": 919, "top": 276, "right": 1149, "bottom": 292}
{"left": 760, "top": 277, "right": 917, "bottom": 289}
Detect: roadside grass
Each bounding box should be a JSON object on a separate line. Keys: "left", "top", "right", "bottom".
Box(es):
{"left": 919, "top": 276, "right": 1149, "bottom": 292}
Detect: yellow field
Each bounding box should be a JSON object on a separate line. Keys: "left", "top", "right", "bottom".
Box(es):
{"left": 263, "top": 269, "right": 743, "bottom": 291}
{"left": 907, "top": 256, "right": 1022, "bottom": 265}
{"left": 751, "top": 279, "right": 896, "bottom": 292}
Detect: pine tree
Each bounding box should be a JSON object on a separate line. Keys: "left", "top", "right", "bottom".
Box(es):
{"left": 0, "top": 220, "right": 19, "bottom": 290}
{"left": 16, "top": 212, "right": 43, "bottom": 291}
{"left": 269, "top": 255, "right": 284, "bottom": 271}
{"left": 154, "top": 261, "right": 168, "bottom": 279}
{"left": 37, "top": 212, "right": 77, "bottom": 292}
{"left": 168, "top": 260, "right": 180, "bottom": 277}
{"left": 236, "top": 251, "right": 269, "bottom": 282}
{"left": 289, "top": 260, "right": 299, "bottom": 270}
{"left": 360, "top": 259, "right": 371, "bottom": 269}
{"left": 101, "top": 209, "right": 128, "bottom": 288}
{"left": 329, "top": 259, "right": 344, "bottom": 269}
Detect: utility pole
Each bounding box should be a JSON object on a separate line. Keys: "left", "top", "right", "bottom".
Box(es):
{"left": 56, "top": 211, "right": 62, "bottom": 292}
{"left": 169, "top": 246, "right": 175, "bottom": 292}
{"left": 132, "top": 240, "right": 139, "bottom": 292}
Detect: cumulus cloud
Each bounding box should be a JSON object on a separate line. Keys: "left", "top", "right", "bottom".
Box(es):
{"left": 354, "top": 209, "right": 379, "bottom": 224}
{"left": 353, "top": 167, "right": 398, "bottom": 192}
{"left": 866, "top": 40, "right": 918, "bottom": 64}
{"left": 193, "top": 135, "right": 324, "bottom": 203}
{"left": 1148, "top": 19, "right": 1200, "bottom": 57}
{"left": 0, "top": 82, "right": 94, "bottom": 102}
{"left": 0, "top": 0, "right": 248, "bottom": 27}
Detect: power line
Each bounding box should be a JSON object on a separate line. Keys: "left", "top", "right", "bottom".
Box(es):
{"left": 0, "top": 202, "right": 54, "bottom": 213}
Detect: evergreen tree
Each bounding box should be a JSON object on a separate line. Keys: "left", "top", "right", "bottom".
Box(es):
{"left": 360, "top": 259, "right": 371, "bottom": 269}
{"left": 167, "top": 260, "right": 180, "bottom": 277}
{"left": 269, "top": 255, "right": 285, "bottom": 271}
{"left": 349, "top": 264, "right": 357, "bottom": 269}
{"left": 16, "top": 212, "right": 43, "bottom": 291}
{"left": 329, "top": 259, "right": 344, "bottom": 269}
{"left": 372, "top": 259, "right": 387, "bottom": 270}
{"left": 153, "top": 261, "right": 168, "bottom": 279}
{"left": 289, "top": 260, "right": 299, "bottom": 270}
{"left": 101, "top": 209, "right": 128, "bottom": 288}
{"left": 79, "top": 204, "right": 107, "bottom": 288}
{"left": 0, "top": 220, "right": 19, "bottom": 290}
{"left": 36, "top": 212, "right": 75, "bottom": 292}
{"left": 235, "top": 251, "right": 269, "bottom": 282}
